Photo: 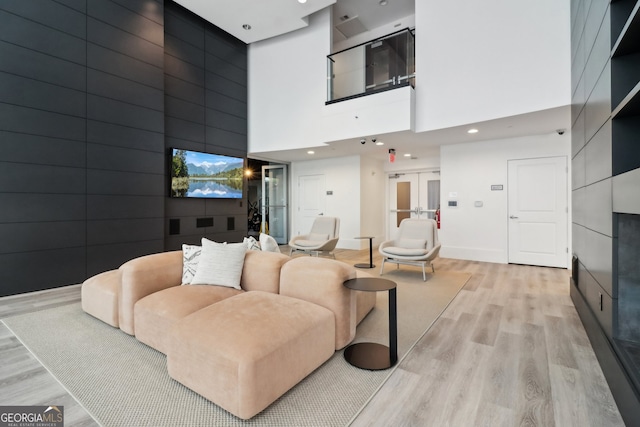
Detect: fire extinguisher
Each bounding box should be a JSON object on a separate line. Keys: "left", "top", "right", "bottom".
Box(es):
{"left": 435, "top": 206, "right": 441, "bottom": 229}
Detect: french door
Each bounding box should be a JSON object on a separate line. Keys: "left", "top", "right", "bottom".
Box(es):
{"left": 261, "top": 165, "right": 288, "bottom": 244}
{"left": 388, "top": 172, "right": 440, "bottom": 240}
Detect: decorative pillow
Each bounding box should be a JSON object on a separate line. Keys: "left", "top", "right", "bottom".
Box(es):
{"left": 190, "top": 238, "right": 248, "bottom": 289}
{"left": 181, "top": 244, "right": 201, "bottom": 285}
{"left": 259, "top": 233, "right": 281, "bottom": 253}
{"left": 396, "top": 238, "right": 427, "bottom": 249}
{"left": 243, "top": 236, "right": 261, "bottom": 251}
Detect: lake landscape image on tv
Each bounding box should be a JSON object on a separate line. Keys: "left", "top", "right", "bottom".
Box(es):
{"left": 171, "top": 148, "right": 243, "bottom": 198}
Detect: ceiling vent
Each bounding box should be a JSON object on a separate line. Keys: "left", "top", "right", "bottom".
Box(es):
{"left": 335, "top": 15, "right": 368, "bottom": 38}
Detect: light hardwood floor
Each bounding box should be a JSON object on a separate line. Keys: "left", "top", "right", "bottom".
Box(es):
{"left": 0, "top": 250, "right": 627, "bottom": 427}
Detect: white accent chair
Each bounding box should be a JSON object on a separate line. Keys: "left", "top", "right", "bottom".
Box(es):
{"left": 289, "top": 216, "right": 340, "bottom": 258}
{"left": 379, "top": 218, "right": 441, "bottom": 281}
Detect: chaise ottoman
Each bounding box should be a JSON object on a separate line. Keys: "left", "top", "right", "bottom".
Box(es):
{"left": 166, "top": 291, "right": 336, "bottom": 420}
{"left": 81, "top": 269, "right": 121, "bottom": 328}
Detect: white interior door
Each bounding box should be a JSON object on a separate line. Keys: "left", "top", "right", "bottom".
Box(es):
{"left": 296, "top": 174, "right": 326, "bottom": 237}
{"left": 261, "top": 165, "right": 288, "bottom": 244}
{"left": 508, "top": 157, "right": 567, "bottom": 268}
{"left": 388, "top": 172, "right": 439, "bottom": 240}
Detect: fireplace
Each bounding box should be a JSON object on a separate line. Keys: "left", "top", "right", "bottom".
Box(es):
{"left": 614, "top": 213, "right": 640, "bottom": 392}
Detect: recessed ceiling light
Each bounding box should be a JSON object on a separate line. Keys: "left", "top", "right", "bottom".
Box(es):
{"left": 467, "top": 128, "right": 479, "bottom": 134}
{"left": 298, "top": 0, "right": 307, "bottom": 3}
{"left": 242, "top": 24, "right": 251, "bottom": 30}
{"left": 404, "top": 153, "right": 411, "bottom": 157}
{"left": 307, "top": 150, "right": 315, "bottom": 154}
{"left": 375, "top": 141, "right": 384, "bottom": 146}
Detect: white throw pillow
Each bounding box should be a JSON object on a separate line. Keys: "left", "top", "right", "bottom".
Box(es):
{"left": 259, "top": 233, "right": 281, "bottom": 253}
{"left": 396, "top": 238, "right": 427, "bottom": 249}
{"left": 181, "top": 244, "right": 201, "bottom": 285}
{"left": 308, "top": 233, "right": 329, "bottom": 241}
{"left": 190, "top": 238, "right": 247, "bottom": 289}
{"left": 243, "top": 236, "right": 261, "bottom": 251}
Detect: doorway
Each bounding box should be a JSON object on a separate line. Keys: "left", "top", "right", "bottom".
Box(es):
{"left": 365, "top": 30, "right": 412, "bottom": 92}
{"left": 388, "top": 172, "right": 440, "bottom": 240}
{"left": 261, "top": 165, "right": 288, "bottom": 244}
{"left": 295, "top": 174, "right": 326, "bottom": 237}
{"left": 507, "top": 156, "right": 568, "bottom": 268}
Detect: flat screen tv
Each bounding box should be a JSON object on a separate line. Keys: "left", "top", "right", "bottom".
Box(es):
{"left": 170, "top": 148, "right": 244, "bottom": 198}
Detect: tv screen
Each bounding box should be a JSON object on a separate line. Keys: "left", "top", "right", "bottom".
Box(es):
{"left": 170, "top": 148, "right": 244, "bottom": 198}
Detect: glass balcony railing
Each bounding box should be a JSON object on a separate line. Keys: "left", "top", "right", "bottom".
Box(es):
{"left": 327, "top": 28, "right": 415, "bottom": 103}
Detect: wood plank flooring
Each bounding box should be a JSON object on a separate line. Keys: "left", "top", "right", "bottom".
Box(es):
{"left": 348, "top": 254, "right": 626, "bottom": 427}
{"left": 0, "top": 250, "right": 626, "bottom": 427}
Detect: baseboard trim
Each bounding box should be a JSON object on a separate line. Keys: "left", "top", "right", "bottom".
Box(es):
{"left": 570, "top": 278, "right": 640, "bottom": 426}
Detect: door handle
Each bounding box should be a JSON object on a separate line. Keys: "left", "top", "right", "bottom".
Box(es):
{"left": 509, "top": 215, "right": 519, "bottom": 219}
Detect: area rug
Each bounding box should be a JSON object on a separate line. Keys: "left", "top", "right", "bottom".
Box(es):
{"left": 3, "top": 270, "right": 470, "bottom": 427}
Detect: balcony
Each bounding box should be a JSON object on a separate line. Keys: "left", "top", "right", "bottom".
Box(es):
{"left": 327, "top": 28, "right": 415, "bottom": 104}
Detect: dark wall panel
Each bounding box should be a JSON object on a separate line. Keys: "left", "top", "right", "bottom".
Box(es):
{"left": 0, "top": 194, "right": 86, "bottom": 223}
{"left": 0, "top": 222, "right": 86, "bottom": 254}
{"left": 571, "top": 0, "right": 640, "bottom": 422}
{"left": 0, "top": 103, "right": 86, "bottom": 141}
{"left": 87, "top": 144, "right": 165, "bottom": 174}
{"left": 163, "top": 1, "right": 247, "bottom": 250}
{"left": 87, "top": 44, "right": 164, "bottom": 89}
{"left": 87, "top": 121, "right": 164, "bottom": 151}
{"left": 0, "top": 0, "right": 88, "bottom": 297}
{"left": 88, "top": 195, "right": 164, "bottom": 219}
{"left": 165, "top": 75, "right": 206, "bottom": 104}
{"left": 2, "top": 132, "right": 86, "bottom": 168}
{"left": 87, "top": 170, "right": 165, "bottom": 196}
{"left": 85, "top": 0, "right": 165, "bottom": 279}
{"left": 0, "top": 163, "right": 86, "bottom": 194}
{"left": 0, "top": 0, "right": 248, "bottom": 296}
{"left": 87, "top": 18, "right": 163, "bottom": 68}
{"left": 0, "top": 41, "right": 86, "bottom": 91}
{"left": 0, "top": 10, "right": 86, "bottom": 64}
{"left": 87, "top": 70, "right": 164, "bottom": 110}
{"left": 0, "top": 0, "right": 164, "bottom": 297}
{"left": 0, "top": 249, "right": 87, "bottom": 295}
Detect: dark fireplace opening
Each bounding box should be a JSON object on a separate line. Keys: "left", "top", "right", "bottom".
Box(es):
{"left": 614, "top": 213, "right": 640, "bottom": 392}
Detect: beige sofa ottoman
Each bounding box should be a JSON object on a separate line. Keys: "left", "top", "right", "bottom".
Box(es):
{"left": 81, "top": 269, "right": 121, "bottom": 327}
{"left": 167, "top": 291, "right": 336, "bottom": 420}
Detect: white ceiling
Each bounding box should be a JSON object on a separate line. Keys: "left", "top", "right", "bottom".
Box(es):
{"left": 250, "top": 106, "right": 571, "bottom": 163}
{"left": 174, "top": 0, "right": 414, "bottom": 44}
{"left": 173, "top": 0, "right": 568, "bottom": 165}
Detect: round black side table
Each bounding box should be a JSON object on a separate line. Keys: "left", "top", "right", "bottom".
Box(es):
{"left": 354, "top": 236, "right": 375, "bottom": 269}
{"left": 343, "top": 277, "right": 397, "bottom": 370}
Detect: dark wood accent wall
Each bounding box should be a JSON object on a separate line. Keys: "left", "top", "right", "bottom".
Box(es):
{"left": 163, "top": 1, "right": 248, "bottom": 250}
{"left": 0, "top": 0, "right": 248, "bottom": 297}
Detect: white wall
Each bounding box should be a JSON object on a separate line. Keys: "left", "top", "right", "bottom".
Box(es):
{"left": 248, "top": 9, "right": 331, "bottom": 153}
{"left": 439, "top": 132, "right": 571, "bottom": 264}
{"left": 415, "top": 0, "right": 571, "bottom": 131}
{"left": 359, "top": 156, "right": 386, "bottom": 249}
{"left": 321, "top": 85, "right": 414, "bottom": 142}
{"left": 249, "top": 8, "right": 415, "bottom": 153}
{"left": 332, "top": 14, "right": 416, "bottom": 52}
{"left": 290, "top": 156, "right": 363, "bottom": 249}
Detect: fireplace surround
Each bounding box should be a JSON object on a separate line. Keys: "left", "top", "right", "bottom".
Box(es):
{"left": 614, "top": 213, "right": 640, "bottom": 393}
